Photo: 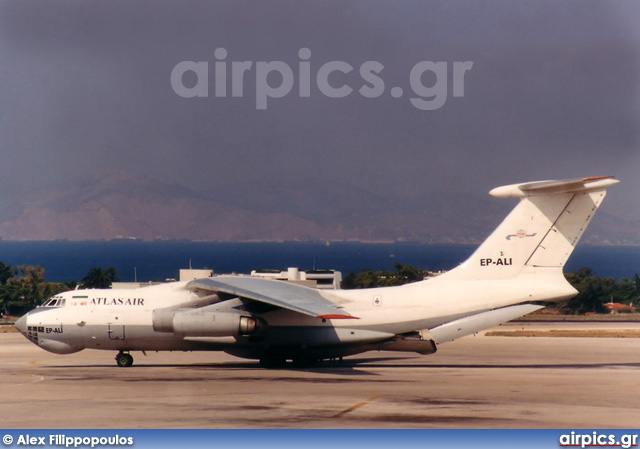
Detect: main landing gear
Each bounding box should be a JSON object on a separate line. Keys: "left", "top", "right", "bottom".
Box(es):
{"left": 115, "top": 351, "right": 134, "bottom": 367}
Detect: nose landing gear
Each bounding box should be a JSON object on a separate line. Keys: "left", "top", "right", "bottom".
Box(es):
{"left": 115, "top": 351, "right": 134, "bottom": 367}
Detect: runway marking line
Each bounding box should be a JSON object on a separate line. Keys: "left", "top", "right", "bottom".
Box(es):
{"left": 21, "top": 374, "right": 45, "bottom": 385}
{"left": 332, "top": 395, "right": 380, "bottom": 418}
{"left": 1, "top": 374, "right": 46, "bottom": 388}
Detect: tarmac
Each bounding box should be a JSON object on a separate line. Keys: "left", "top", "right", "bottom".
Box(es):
{"left": 2, "top": 322, "right": 640, "bottom": 429}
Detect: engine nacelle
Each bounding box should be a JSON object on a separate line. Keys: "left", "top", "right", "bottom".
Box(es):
{"left": 153, "top": 309, "right": 259, "bottom": 337}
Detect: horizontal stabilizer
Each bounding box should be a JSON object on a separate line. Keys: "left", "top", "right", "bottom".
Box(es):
{"left": 187, "top": 276, "right": 356, "bottom": 319}
{"left": 451, "top": 176, "right": 618, "bottom": 280}
{"left": 489, "top": 176, "right": 618, "bottom": 198}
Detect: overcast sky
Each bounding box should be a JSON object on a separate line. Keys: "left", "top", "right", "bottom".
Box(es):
{"left": 0, "top": 1, "right": 638, "bottom": 225}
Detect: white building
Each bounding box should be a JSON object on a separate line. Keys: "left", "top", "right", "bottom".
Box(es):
{"left": 179, "top": 269, "right": 213, "bottom": 281}
{"left": 250, "top": 267, "right": 342, "bottom": 289}
{"left": 112, "top": 267, "right": 342, "bottom": 290}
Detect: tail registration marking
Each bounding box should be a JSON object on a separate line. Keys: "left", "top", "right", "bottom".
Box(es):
{"left": 480, "top": 258, "right": 513, "bottom": 266}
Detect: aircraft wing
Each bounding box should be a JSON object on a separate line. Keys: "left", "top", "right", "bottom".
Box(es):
{"left": 186, "top": 276, "right": 356, "bottom": 319}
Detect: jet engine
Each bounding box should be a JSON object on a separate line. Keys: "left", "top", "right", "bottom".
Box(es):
{"left": 153, "top": 309, "right": 260, "bottom": 337}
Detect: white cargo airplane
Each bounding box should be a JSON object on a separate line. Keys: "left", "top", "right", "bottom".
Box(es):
{"left": 15, "top": 176, "right": 618, "bottom": 368}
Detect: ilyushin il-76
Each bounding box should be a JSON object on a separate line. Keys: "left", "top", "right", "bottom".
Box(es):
{"left": 15, "top": 176, "right": 618, "bottom": 368}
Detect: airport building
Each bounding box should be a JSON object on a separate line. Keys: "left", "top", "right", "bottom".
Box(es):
{"left": 112, "top": 267, "right": 342, "bottom": 290}
{"left": 249, "top": 267, "right": 342, "bottom": 290}
{"left": 179, "top": 268, "right": 214, "bottom": 281}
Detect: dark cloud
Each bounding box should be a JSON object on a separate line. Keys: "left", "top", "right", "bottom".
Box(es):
{"left": 0, "top": 0, "right": 638, "bottom": 230}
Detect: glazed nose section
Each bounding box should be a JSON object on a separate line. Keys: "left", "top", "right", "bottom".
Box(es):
{"left": 15, "top": 314, "right": 27, "bottom": 335}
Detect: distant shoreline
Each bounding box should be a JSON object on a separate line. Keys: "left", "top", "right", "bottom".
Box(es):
{"left": 0, "top": 241, "right": 636, "bottom": 283}
{"left": 0, "top": 239, "right": 637, "bottom": 246}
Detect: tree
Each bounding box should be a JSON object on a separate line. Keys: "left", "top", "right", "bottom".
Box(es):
{"left": 393, "top": 262, "right": 424, "bottom": 284}
{"left": 0, "top": 262, "right": 16, "bottom": 316}
{"left": 564, "top": 267, "right": 618, "bottom": 314}
{"left": 64, "top": 280, "right": 79, "bottom": 290}
{"left": 0, "top": 264, "right": 66, "bottom": 315}
{"left": 0, "top": 262, "right": 16, "bottom": 285}
{"left": 341, "top": 263, "right": 427, "bottom": 289}
{"left": 82, "top": 267, "right": 119, "bottom": 289}
{"left": 341, "top": 271, "right": 357, "bottom": 289}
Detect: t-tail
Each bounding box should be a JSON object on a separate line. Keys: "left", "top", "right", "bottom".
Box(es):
{"left": 450, "top": 176, "right": 619, "bottom": 281}
{"left": 424, "top": 176, "right": 619, "bottom": 344}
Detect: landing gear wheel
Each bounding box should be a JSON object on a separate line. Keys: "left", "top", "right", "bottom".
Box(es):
{"left": 116, "top": 352, "right": 134, "bottom": 367}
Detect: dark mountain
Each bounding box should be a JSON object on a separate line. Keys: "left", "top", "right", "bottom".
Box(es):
{"left": 0, "top": 171, "right": 635, "bottom": 243}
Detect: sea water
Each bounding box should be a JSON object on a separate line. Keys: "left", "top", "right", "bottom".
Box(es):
{"left": 0, "top": 240, "right": 637, "bottom": 283}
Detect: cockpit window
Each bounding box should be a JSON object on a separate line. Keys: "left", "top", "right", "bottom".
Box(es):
{"left": 40, "top": 296, "right": 65, "bottom": 308}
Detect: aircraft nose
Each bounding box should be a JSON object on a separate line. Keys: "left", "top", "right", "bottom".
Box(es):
{"left": 15, "top": 314, "right": 27, "bottom": 334}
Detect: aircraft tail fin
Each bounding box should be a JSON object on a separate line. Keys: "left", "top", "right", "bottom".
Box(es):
{"left": 450, "top": 176, "right": 618, "bottom": 280}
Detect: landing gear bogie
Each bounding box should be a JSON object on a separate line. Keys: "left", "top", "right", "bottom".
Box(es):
{"left": 116, "top": 351, "right": 134, "bottom": 367}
